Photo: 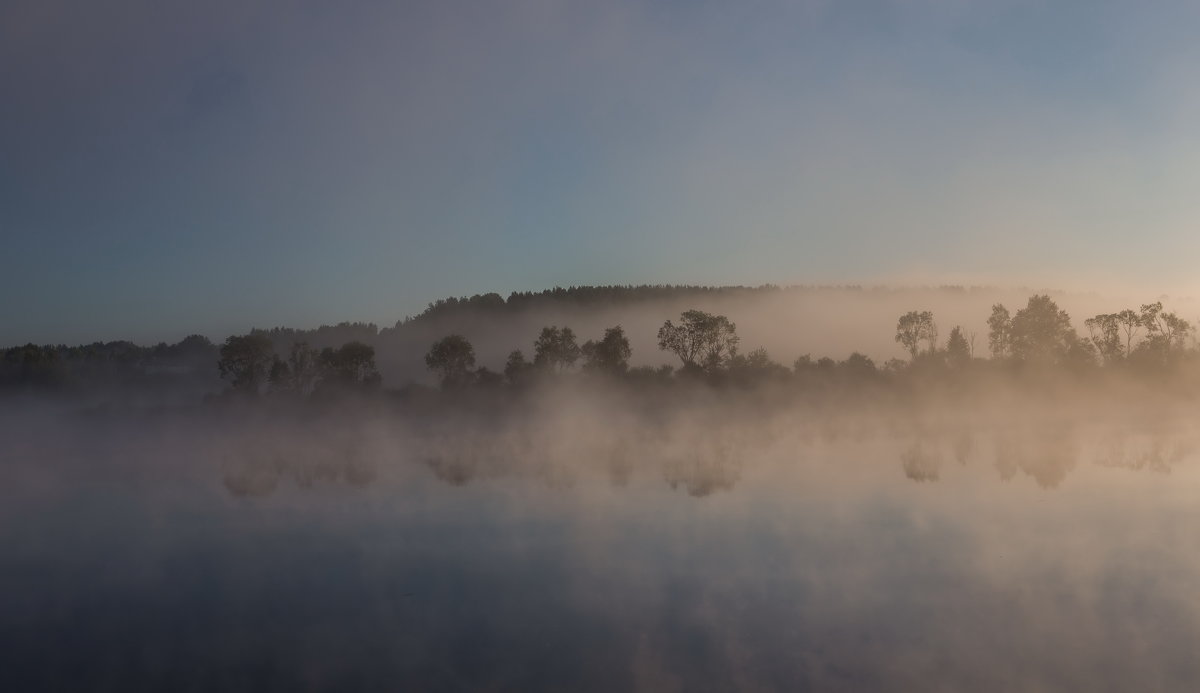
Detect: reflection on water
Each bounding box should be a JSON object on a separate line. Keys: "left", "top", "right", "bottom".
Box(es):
{"left": 900, "top": 440, "right": 942, "bottom": 482}
{"left": 220, "top": 414, "right": 1197, "bottom": 497}
{"left": 4, "top": 399, "right": 1200, "bottom": 691}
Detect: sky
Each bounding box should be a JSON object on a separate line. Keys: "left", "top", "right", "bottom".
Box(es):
{"left": 4, "top": 0, "right": 1200, "bottom": 344}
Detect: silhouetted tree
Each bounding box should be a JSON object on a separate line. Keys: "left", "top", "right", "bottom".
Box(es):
{"left": 626, "top": 364, "right": 675, "bottom": 384}
{"left": 657, "top": 310, "right": 739, "bottom": 372}
{"left": 1114, "top": 308, "right": 1142, "bottom": 358}
{"left": 1085, "top": 313, "right": 1123, "bottom": 365}
{"left": 217, "top": 334, "right": 274, "bottom": 393}
{"left": 895, "top": 310, "right": 937, "bottom": 360}
{"left": 164, "top": 334, "right": 217, "bottom": 368}
{"left": 987, "top": 304, "right": 1012, "bottom": 359}
{"left": 270, "top": 341, "right": 320, "bottom": 395}
{"left": 175, "top": 334, "right": 214, "bottom": 352}
{"left": 504, "top": 349, "right": 533, "bottom": 384}
{"left": 269, "top": 356, "right": 289, "bottom": 390}
{"left": 287, "top": 342, "right": 319, "bottom": 393}
{"left": 794, "top": 354, "right": 848, "bottom": 377}
{"left": 474, "top": 366, "right": 504, "bottom": 387}
{"left": 425, "top": 335, "right": 476, "bottom": 388}
{"left": 1009, "top": 295, "right": 1079, "bottom": 364}
{"left": 581, "top": 326, "right": 632, "bottom": 375}
{"left": 533, "top": 326, "right": 581, "bottom": 372}
{"left": 318, "top": 341, "right": 381, "bottom": 389}
{"left": 1087, "top": 302, "right": 1193, "bottom": 368}
{"left": 841, "top": 352, "right": 878, "bottom": 377}
{"left": 728, "top": 347, "right": 789, "bottom": 383}
{"left": 1134, "top": 302, "right": 1193, "bottom": 366}
{"left": 745, "top": 347, "right": 774, "bottom": 369}
{"left": 1140, "top": 302, "right": 1192, "bottom": 351}
{"left": 946, "top": 326, "right": 971, "bottom": 367}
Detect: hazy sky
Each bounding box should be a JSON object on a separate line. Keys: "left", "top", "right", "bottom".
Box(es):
{"left": 4, "top": 0, "right": 1200, "bottom": 344}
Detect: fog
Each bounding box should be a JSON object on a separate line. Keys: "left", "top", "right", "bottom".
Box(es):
{"left": 369, "top": 285, "right": 1200, "bottom": 384}
{"left": 5, "top": 357, "right": 1200, "bottom": 690}
{"left": 12, "top": 0, "right": 1200, "bottom": 686}
{"left": 7, "top": 284, "right": 1200, "bottom": 690}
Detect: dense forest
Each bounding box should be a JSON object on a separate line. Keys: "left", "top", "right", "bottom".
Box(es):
{"left": 3, "top": 284, "right": 1198, "bottom": 398}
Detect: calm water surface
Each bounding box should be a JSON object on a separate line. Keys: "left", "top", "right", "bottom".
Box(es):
{"left": 3, "top": 407, "right": 1199, "bottom": 691}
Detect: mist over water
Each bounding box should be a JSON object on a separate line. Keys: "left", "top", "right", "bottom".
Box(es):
{"left": 12, "top": 0, "right": 1200, "bottom": 686}
{"left": 5, "top": 370, "right": 1200, "bottom": 691}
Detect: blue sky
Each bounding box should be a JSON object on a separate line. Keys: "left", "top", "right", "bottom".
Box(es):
{"left": 4, "top": 0, "right": 1200, "bottom": 343}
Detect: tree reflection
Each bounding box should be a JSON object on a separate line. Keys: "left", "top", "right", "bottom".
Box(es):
{"left": 222, "top": 442, "right": 377, "bottom": 497}
{"left": 218, "top": 408, "right": 1197, "bottom": 500}
{"left": 1017, "top": 429, "right": 1077, "bottom": 488}
{"left": 1095, "top": 433, "right": 1187, "bottom": 474}
{"left": 952, "top": 433, "right": 973, "bottom": 465}
{"left": 222, "top": 463, "right": 279, "bottom": 497}
{"left": 663, "top": 434, "right": 742, "bottom": 497}
{"left": 605, "top": 440, "right": 635, "bottom": 487}
{"left": 994, "top": 437, "right": 1018, "bottom": 482}
{"left": 901, "top": 440, "right": 941, "bottom": 482}
{"left": 425, "top": 455, "right": 476, "bottom": 486}
{"left": 990, "top": 428, "right": 1077, "bottom": 488}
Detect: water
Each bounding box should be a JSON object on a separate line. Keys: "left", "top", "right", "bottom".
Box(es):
{"left": 3, "top": 402, "right": 1199, "bottom": 691}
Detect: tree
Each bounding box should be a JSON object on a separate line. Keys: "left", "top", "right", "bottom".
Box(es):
{"left": 657, "top": 310, "right": 739, "bottom": 372}
{"left": 168, "top": 334, "right": 218, "bottom": 368}
{"left": 270, "top": 341, "right": 319, "bottom": 395}
{"left": 841, "top": 352, "right": 878, "bottom": 377}
{"left": 474, "top": 366, "right": 504, "bottom": 387}
{"left": 895, "top": 310, "right": 937, "bottom": 360}
{"left": 504, "top": 349, "right": 533, "bottom": 384}
{"left": 318, "top": 341, "right": 381, "bottom": 389}
{"left": 1158, "top": 312, "right": 1192, "bottom": 350}
{"left": 269, "top": 356, "right": 289, "bottom": 390}
{"left": 533, "top": 326, "right": 581, "bottom": 372}
{"left": 745, "top": 347, "right": 774, "bottom": 369}
{"left": 1114, "top": 308, "right": 1142, "bottom": 358}
{"left": 728, "top": 346, "right": 789, "bottom": 383}
{"left": 217, "top": 333, "right": 274, "bottom": 393}
{"left": 581, "top": 326, "right": 632, "bottom": 375}
{"left": 1009, "top": 295, "right": 1077, "bottom": 364}
{"left": 1141, "top": 302, "right": 1192, "bottom": 349}
{"left": 1084, "top": 313, "right": 1123, "bottom": 365}
{"left": 287, "top": 341, "right": 319, "bottom": 394}
{"left": 946, "top": 326, "right": 971, "bottom": 367}
{"left": 425, "top": 335, "right": 476, "bottom": 388}
{"left": 1135, "top": 301, "right": 1193, "bottom": 364}
{"left": 987, "top": 304, "right": 1012, "bottom": 359}
{"left": 1063, "top": 333, "right": 1097, "bottom": 369}
{"left": 1087, "top": 302, "right": 1193, "bottom": 367}
{"left": 175, "top": 334, "right": 214, "bottom": 353}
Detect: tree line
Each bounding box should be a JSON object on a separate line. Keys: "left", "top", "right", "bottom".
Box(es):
{"left": 411, "top": 293, "right": 1197, "bottom": 393}
{"left": 215, "top": 335, "right": 381, "bottom": 396}
{"left": 4, "top": 290, "right": 1196, "bottom": 395}
{"left": 897, "top": 295, "right": 1194, "bottom": 369}
{"left": 0, "top": 335, "right": 218, "bottom": 389}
